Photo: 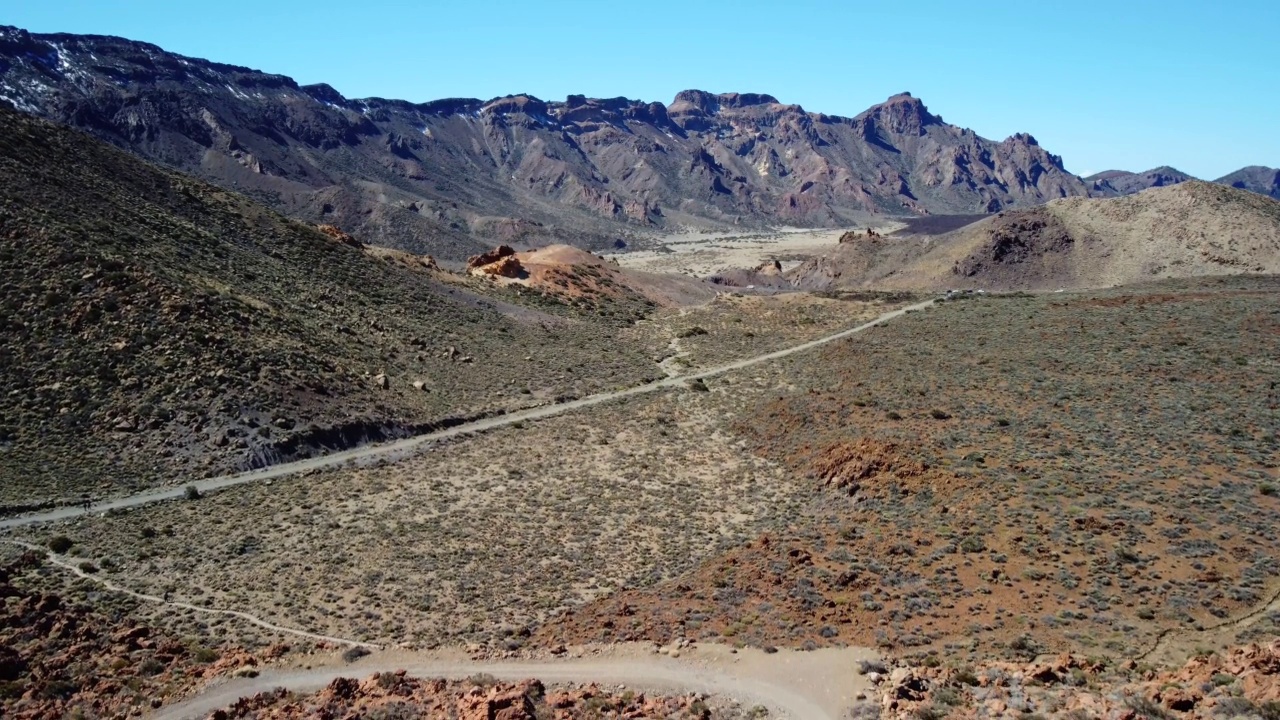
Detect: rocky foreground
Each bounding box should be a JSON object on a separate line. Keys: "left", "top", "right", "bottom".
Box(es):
{"left": 875, "top": 642, "right": 1280, "bottom": 719}
{"left": 208, "top": 675, "right": 724, "bottom": 720}
{"left": 0, "top": 551, "right": 288, "bottom": 720}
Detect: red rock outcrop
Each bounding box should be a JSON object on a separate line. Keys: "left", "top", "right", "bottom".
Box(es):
{"left": 467, "top": 245, "right": 526, "bottom": 278}
{"left": 809, "top": 439, "right": 928, "bottom": 493}
{"left": 315, "top": 224, "right": 362, "bottom": 248}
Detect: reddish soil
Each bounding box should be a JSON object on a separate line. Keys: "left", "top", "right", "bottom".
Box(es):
{"left": 0, "top": 552, "right": 284, "bottom": 720}
{"left": 536, "top": 278, "right": 1280, "bottom": 666}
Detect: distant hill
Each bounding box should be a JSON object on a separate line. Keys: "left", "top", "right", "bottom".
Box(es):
{"left": 1215, "top": 166, "right": 1280, "bottom": 199}
{"left": 783, "top": 181, "right": 1280, "bottom": 292}
{"left": 1088, "top": 165, "right": 1280, "bottom": 200}
{"left": 1085, "top": 166, "right": 1194, "bottom": 195}
{"left": 0, "top": 25, "right": 1091, "bottom": 259}
{"left": 0, "top": 106, "right": 659, "bottom": 509}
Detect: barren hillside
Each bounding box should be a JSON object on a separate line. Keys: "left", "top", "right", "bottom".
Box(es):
{"left": 0, "top": 106, "right": 661, "bottom": 509}
{"left": 785, "top": 181, "right": 1280, "bottom": 291}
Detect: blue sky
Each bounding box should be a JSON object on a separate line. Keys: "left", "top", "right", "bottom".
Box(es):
{"left": 3, "top": 0, "right": 1277, "bottom": 178}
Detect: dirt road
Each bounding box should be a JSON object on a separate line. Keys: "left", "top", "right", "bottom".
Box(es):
{"left": 150, "top": 644, "right": 879, "bottom": 720}
{"left": 0, "top": 299, "right": 934, "bottom": 530}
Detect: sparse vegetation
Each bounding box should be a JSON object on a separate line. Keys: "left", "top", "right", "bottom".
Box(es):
{"left": 0, "top": 107, "right": 662, "bottom": 508}
{"left": 538, "top": 277, "right": 1280, "bottom": 662}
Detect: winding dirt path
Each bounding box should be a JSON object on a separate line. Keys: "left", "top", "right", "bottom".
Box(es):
{"left": 0, "top": 299, "right": 934, "bottom": 530}
{"left": 149, "top": 644, "right": 878, "bottom": 720}
{"left": 1, "top": 540, "right": 379, "bottom": 649}
{"left": 1137, "top": 580, "right": 1280, "bottom": 664}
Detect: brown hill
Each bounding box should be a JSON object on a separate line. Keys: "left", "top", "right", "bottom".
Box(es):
{"left": 0, "top": 26, "right": 1090, "bottom": 259}
{"left": 785, "top": 181, "right": 1280, "bottom": 291}
{"left": 0, "top": 106, "right": 658, "bottom": 509}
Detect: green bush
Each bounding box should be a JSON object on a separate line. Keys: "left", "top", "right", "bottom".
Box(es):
{"left": 48, "top": 535, "right": 74, "bottom": 554}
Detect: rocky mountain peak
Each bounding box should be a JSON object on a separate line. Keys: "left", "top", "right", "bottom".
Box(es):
{"left": 302, "top": 83, "right": 348, "bottom": 107}
{"left": 716, "top": 92, "right": 780, "bottom": 108}
{"left": 481, "top": 94, "right": 548, "bottom": 116}
{"left": 856, "top": 92, "right": 941, "bottom": 136}
{"left": 670, "top": 89, "right": 718, "bottom": 112}
{"left": 669, "top": 90, "right": 781, "bottom": 113}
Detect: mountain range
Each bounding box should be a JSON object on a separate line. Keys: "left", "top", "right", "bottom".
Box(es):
{"left": 0, "top": 25, "right": 1095, "bottom": 259}
{"left": 0, "top": 24, "right": 1275, "bottom": 262}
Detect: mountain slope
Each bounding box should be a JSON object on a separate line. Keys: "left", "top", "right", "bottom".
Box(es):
{"left": 1216, "top": 165, "right": 1280, "bottom": 199}
{"left": 0, "top": 26, "right": 1091, "bottom": 259}
{"left": 0, "top": 106, "right": 659, "bottom": 509}
{"left": 785, "top": 181, "right": 1280, "bottom": 291}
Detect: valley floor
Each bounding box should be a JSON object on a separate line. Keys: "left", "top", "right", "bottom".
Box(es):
{"left": 608, "top": 224, "right": 904, "bottom": 278}
{"left": 3, "top": 277, "right": 1279, "bottom": 720}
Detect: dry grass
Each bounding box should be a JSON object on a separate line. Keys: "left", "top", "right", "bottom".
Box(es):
{"left": 12, "top": 274, "right": 1277, "bottom": 678}
{"left": 17, "top": 386, "right": 807, "bottom": 650}
{"left": 625, "top": 291, "right": 917, "bottom": 374}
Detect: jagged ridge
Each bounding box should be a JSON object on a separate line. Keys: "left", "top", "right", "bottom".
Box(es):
{"left": 0, "top": 25, "right": 1091, "bottom": 259}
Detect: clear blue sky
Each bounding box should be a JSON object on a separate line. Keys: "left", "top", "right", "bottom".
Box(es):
{"left": 3, "top": 0, "right": 1277, "bottom": 178}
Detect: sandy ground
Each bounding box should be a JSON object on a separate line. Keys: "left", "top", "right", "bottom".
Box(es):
{"left": 151, "top": 643, "right": 880, "bottom": 720}
{"left": 609, "top": 225, "right": 905, "bottom": 277}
